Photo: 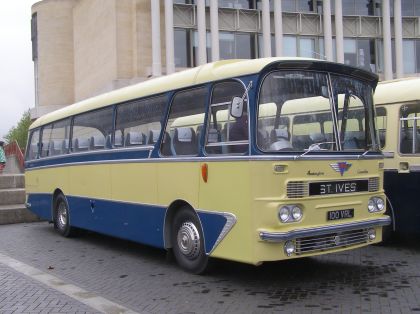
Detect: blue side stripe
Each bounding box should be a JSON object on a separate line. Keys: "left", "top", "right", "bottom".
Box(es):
{"left": 27, "top": 193, "right": 230, "bottom": 253}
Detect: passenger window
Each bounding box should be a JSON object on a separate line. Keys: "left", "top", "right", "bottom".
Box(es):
{"left": 205, "top": 81, "right": 248, "bottom": 154}
{"left": 376, "top": 107, "right": 386, "bottom": 149}
{"left": 26, "top": 129, "right": 40, "bottom": 160}
{"left": 115, "top": 95, "right": 167, "bottom": 147}
{"left": 161, "top": 87, "right": 207, "bottom": 156}
{"left": 72, "top": 107, "right": 113, "bottom": 152}
{"left": 40, "top": 119, "right": 71, "bottom": 157}
{"left": 400, "top": 104, "right": 420, "bottom": 154}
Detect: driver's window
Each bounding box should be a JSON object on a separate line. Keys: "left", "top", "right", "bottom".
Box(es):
{"left": 205, "top": 81, "right": 248, "bottom": 155}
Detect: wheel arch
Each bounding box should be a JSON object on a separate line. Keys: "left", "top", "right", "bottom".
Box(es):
{"left": 163, "top": 199, "right": 199, "bottom": 249}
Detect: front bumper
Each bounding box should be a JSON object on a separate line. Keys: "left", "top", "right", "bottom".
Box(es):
{"left": 259, "top": 216, "right": 391, "bottom": 242}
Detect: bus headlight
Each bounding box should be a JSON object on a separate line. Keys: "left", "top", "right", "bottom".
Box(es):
{"left": 291, "top": 206, "right": 303, "bottom": 221}
{"left": 368, "top": 197, "right": 385, "bottom": 212}
{"left": 279, "top": 206, "right": 290, "bottom": 222}
{"left": 367, "top": 228, "right": 376, "bottom": 241}
{"left": 375, "top": 198, "right": 385, "bottom": 211}
{"left": 278, "top": 205, "right": 303, "bottom": 223}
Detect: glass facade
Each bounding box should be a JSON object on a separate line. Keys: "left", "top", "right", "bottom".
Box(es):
{"left": 171, "top": 0, "right": 419, "bottom": 77}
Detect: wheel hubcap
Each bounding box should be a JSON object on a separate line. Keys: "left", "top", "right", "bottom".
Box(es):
{"left": 177, "top": 222, "right": 200, "bottom": 259}
{"left": 57, "top": 202, "right": 67, "bottom": 229}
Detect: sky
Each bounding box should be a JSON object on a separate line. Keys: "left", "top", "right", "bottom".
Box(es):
{"left": 0, "top": 1, "right": 39, "bottom": 139}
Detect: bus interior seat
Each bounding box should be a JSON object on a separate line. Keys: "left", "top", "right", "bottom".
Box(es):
{"left": 378, "top": 129, "right": 386, "bottom": 147}
{"left": 257, "top": 129, "right": 269, "bottom": 150}
{"left": 343, "top": 131, "right": 364, "bottom": 149}
{"left": 90, "top": 136, "right": 106, "bottom": 150}
{"left": 148, "top": 130, "right": 160, "bottom": 144}
{"left": 161, "top": 131, "right": 172, "bottom": 156}
{"left": 400, "top": 129, "right": 420, "bottom": 153}
{"left": 105, "top": 135, "right": 112, "bottom": 149}
{"left": 29, "top": 144, "right": 39, "bottom": 159}
{"left": 173, "top": 127, "right": 196, "bottom": 155}
{"left": 48, "top": 140, "right": 63, "bottom": 156}
{"left": 62, "top": 139, "right": 69, "bottom": 154}
{"left": 309, "top": 132, "right": 326, "bottom": 144}
{"left": 41, "top": 141, "right": 50, "bottom": 157}
{"left": 125, "top": 131, "right": 146, "bottom": 146}
{"left": 292, "top": 135, "right": 312, "bottom": 150}
{"left": 206, "top": 128, "right": 222, "bottom": 154}
{"left": 114, "top": 132, "right": 124, "bottom": 147}
{"left": 74, "top": 137, "right": 90, "bottom": 152}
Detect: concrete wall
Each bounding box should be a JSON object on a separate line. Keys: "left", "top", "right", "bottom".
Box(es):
{"left": 32, "top": 0, "right": 75, "bottom": 110}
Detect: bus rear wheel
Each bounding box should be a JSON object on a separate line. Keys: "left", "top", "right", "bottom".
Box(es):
{"left": 54, "top": 194, "right": 75, "bottom": 237}
{"left": 171, "top": 207, "right": 208, "bottom": 274}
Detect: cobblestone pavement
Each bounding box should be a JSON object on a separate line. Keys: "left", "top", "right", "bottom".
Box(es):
{"left": 0, "top": 262, "right": 100, "bottom": 314}
{"left": 0, "top": 222, "right": 420, "bottom": 313}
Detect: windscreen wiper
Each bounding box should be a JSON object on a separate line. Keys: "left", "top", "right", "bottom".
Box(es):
{"left": 294, "top": 141, "right": 335, "bottom": 160}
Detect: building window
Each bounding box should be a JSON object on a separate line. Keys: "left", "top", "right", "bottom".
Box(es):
{"left": 174, "top": 29, "right": 192, "bottom": 68}
{"left": 218, "top": 0, "right": 255, "bottom": 9}
{"left": 342, "top": 0, "right": 380, "bottom": 16}
{"left": 193, "top": 31, "right": 212, "bottom": 65}
{"left": 282, "top": 0, "right": 321, "bottom": 13}
{"left": 390, "top": 0, "right": 420, "bottom": 16}
{"left": 219, "top": 32, "right": 257, "bottom": 60}
{"left": 31, "top": 13, "right": 38, "bottom": 61}
{"left": 344, "top": 38, "right": 376, "bottom": 72}
{"left": 403, "top": 40, "right": 416, "bottom": 74}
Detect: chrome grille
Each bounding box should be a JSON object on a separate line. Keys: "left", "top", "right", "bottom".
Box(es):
{"left": 287, "top": 181, "right": 309, "bottom": 198}
{"left": 295, "top": 229, "right": 368, "bottom": 255}
{"left": 368, "top": 177, "right": 380, "bottom": 192}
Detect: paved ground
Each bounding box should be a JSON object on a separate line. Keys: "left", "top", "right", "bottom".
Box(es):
{"left": 0, "top": 222, "right": 420, "bottom": 313}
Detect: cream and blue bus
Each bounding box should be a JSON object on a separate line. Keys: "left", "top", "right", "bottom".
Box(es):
{"left": 25, "top": 57, "right": 390, "bottom": 273}
{"left": 374, "top": 78, "right": 420, "bottom": 236}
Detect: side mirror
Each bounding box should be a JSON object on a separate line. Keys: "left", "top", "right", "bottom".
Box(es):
{"left": 230, "top": 97, "right": 244, "bottom": 118}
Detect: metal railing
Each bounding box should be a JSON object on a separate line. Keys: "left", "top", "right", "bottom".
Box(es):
{"left": 4, "top": 140, "right": 25, "bottom": 172}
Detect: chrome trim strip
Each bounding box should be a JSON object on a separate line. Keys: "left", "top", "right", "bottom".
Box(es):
{"left": 196, "top": 209, "right": 237, "bottom": 255}
{"left": 32, "top": 146, "right": 155, "bottom": 162}
{"left": 259, "top": 217, "right": 391, "bottom": 242}
{"left": 383, "top": 151, "right": 395, "bottom": 158}
{"left": 409, "top": 165, "right": 420, "bottom": 172}
{"left": 25, "top": 153, "right": 384, "bottom": 171}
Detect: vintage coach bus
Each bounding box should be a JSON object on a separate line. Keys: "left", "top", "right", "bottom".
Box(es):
{"left": 374, "top": 78, "right": 420, "bottom": 236}
{"left": 25, "top": 58, "right": 390, "bottom": 273}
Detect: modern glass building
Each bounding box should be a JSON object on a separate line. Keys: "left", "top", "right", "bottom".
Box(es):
{"left": 31, "top": 0, "right": 420, "bottom": 118}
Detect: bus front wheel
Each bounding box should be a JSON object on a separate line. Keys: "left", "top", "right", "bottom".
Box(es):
{"left": 54, "top": 194, "right": 75, "bottom": 237}
{"left": 171, "top": 207, "right": 208, "bottom": 274}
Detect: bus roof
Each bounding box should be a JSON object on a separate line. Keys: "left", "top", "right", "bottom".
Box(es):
{"left": 374, "top": 77, "right": 420, "bottom": 106}
{"left": 30, "top": 57, "right": 375, "bottom": 130}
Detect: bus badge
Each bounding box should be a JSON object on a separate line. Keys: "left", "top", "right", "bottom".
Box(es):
{"left": 330, "top": 162, "right": 352, "bottom": 176}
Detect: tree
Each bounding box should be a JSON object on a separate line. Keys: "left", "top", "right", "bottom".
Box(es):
{"left": 5, "top": 111, "right": 32, "bottom": 150}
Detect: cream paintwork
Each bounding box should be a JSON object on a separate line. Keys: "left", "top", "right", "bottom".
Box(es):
{"left": 375, "top": 78, "right": 420, "bottom": 172}
{"left": 25, "top": 157, "right": 384, "bottom": 265}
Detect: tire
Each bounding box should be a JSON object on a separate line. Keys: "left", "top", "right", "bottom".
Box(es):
{"left": 54, "top": 194, "right": 76, "bottom": 237}
{"left": 171, "top": 207, "right": 208, "bottom": 274}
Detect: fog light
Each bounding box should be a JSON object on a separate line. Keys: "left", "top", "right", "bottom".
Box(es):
{"left": 367, "top": 228, "right": 376, "bottom": 241}
{"left": 291, "top": 206, "right": 303, "bottom": 221}
{"left": 368, "top": 198, "right": 376, "bottom": 212}
{"left": 284, "top": 241, "right": 295, "bottom": 256}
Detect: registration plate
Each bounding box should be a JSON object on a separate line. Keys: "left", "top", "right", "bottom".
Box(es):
{"left": 309, "top": 180, "right": 368, "bottom": 196}
{"left": 327, "top": 209, "right": 354, "bottom": 221}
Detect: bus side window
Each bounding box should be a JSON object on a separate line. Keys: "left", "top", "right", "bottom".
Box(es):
{"left": 400, "top": 104, "right": 420, "bottom": 154}
{"left": 161, "top": 87, "right": 207, "bottom": 157}
{"left": 205, "top": 81, "right": 248, "bottom": 155}
{"left": 26, "top": 129, "right": 40, "bottom": 160}
{"left": 72, "top": 107, "right": 113, "bottom": 152}
{"left": 115, "top": 95, "right": 166, "bottom": 148}
{"left": 375, "top": 107, "right": 387, "bottom": 149}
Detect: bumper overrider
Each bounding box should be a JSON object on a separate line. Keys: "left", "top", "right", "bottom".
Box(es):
{"left": 259, "top": 217, "right": 391, "bottom": 242}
